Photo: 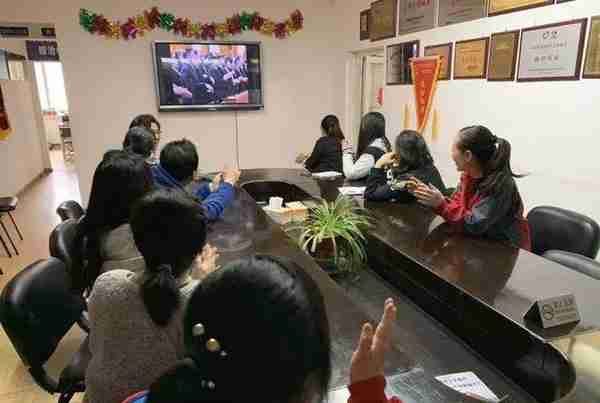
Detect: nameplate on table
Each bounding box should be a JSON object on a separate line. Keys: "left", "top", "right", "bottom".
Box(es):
{"left": 524, "top": 294, "right": 581, "bottom": 329}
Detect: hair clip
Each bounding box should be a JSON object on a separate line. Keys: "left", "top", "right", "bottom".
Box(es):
{"left": 201, "top": 380, "right": 216, "bottom": 390}
{"left": 192, "top": 323, "right": 205, "bottom": 337}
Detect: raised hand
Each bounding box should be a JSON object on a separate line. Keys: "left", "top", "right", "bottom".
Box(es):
{"left": 375, "top": 152, "right": 398, "bottom": 169}
{"left": 350, "top": 298, "right": 397, "bottom": 384}
{"left": 223, "top": 166, "right": 241, "bottom": 186}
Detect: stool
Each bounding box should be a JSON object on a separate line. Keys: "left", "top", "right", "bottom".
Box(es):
{"left": 0, "top": 197, "right": 23, "bottom": 257}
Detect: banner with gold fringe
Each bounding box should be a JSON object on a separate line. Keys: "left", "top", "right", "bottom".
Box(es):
{"left": 410, "top": 56, "right": 441, "bottom": 133}
{"left": 0, "top": 86, "right": 11, "bottom": 141}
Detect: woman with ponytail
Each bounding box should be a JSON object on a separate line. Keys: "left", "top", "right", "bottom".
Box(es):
{"left": 85, "top": 188, "right": 209, "bottom": 403}
{"left": 366, "top": 130, "right": 446, "bottom": 202}
{"left": 414, "top": 125, "right": 531, "bottom": 250}
{"left": 123, "top": 255, "right": 402, "bottom": 403}
{"left": 298, "top": 114, "right": 345, "bottom": 173}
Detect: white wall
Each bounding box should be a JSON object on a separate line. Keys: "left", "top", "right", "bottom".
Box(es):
{"left": 0, "top": 80, "right": 45, "bottom": 196}
{"left": 334, "top": 1, "right": 600, "bottom": 226}
{"left": 0, "top": 0, "right": 346, "bottom": 203}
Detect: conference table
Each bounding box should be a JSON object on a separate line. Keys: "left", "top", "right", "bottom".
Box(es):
{"left": 204, "top": 168, "right": 600, "bottom": 403}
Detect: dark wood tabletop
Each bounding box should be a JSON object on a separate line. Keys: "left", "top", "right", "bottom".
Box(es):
{"left": 203, "top": 168, "right": 600, "bottom": 403}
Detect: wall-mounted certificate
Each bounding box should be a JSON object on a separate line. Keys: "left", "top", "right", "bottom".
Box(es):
{"left": 583, "top": 16, "right": 600, "bottom": 79}
{"left": 488, "top": 0, "right": 553, "bottom": 16}
{"left": 370, "top": 0, "right": 398, "bottom": 41}
{"left": 454, "top": 37, "right": 489, "bottom": 79}
{"left": 425, "top": 43, "right": 453, "bottom": 80}
{"left": 398, "top": 0, "right": 436, "bottom": 35}
{"left": 438, "top": 0, "right": 486, "bottom": 27}
{"left": 488, "top": 31, "right": 520, "bottom": 81}
{"left": 387, "top": 41, "right": 420, "bottom": 85}
{"left": 360, "top": 9, "right": 371, "bottom": 41}
{"left": 517, "top": 19, "right": 587, "bottom": 82}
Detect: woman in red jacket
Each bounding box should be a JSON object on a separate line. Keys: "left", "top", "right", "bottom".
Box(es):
{"left": 414, "top": 125, "right": 531, "bottom": 250}
{"left": 122, "top": 255, "right": 401, "bottom": 403}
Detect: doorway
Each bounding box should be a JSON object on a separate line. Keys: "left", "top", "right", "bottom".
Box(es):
{"left": 345, "top": 48, "right": 384, "bottom": 146}
{"left": 34, "top": 60, "right": 73, "bottom": 167}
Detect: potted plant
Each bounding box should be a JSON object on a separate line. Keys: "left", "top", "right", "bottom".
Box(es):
{"left": 287, "top": 195, "right": 371, "bottom": 275}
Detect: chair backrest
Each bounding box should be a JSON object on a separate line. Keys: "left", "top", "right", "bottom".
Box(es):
{"left": 56, "top": 200, "right": 85, "bottom": 222}
{"left": 527, "top": 206, "right": 600, "bottom": 259}
{"left": 0, "top": 258, "right": 86, "bottom": 370}
{"left": 543, "top": 250, "right": 600, "bottom": 281}
{"left": 50, "top": 218, "right": 85, "bottom": 292}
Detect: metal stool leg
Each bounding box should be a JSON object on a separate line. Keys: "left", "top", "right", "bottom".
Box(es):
{"left": 7, "top": 211, "right": 23, "bottom": 240}
{"left": 0, "top": 217, "right": 18, "bottom": 256}
{"left": 0, "top": 231, "right": 11, "bottom": 258}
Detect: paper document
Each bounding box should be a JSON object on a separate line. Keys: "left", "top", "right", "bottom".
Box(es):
{"left": 435, "top": 372, "right": 504, "bottom": 402}
{"left": 312, "top": 171, "right": 343, "bottom": 179}
{"left": 338, "top": 186, "right": 366, "bottom": 196}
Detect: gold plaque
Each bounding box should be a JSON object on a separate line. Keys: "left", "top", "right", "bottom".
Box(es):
{"left": 424, "top": 43, "right": 453, "bottom": 81}
{"left": 488, "top": 31, "right": 520, "bottom": 81}
{"left": 488, "top": 0, "right": 553, "bottom": 16}
{"left": 584, "top": 16, "right": 600, "bottom": 79}
{"left": 454, "top": 37, "right": 489, "bottom": 79}
{"left": 370, "top": 0, "right": 397, "bottom": 41}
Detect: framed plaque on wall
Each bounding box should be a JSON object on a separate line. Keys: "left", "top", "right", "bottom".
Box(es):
{"left": 370, "top": 0, "right": 398, "bottom": 41}
{"left": 360, "top": 9, "right": 371, "bottom": 41}
{"left": 454, "top": 37, "right": 489, "bottom": 79}
{"left": 424, "top": 43, "right": 453, "bottom": 80}
{"left": 438, "top": 0, "right": 487, "bottom": 27}
{"left": 583, "top": 16, "right": 600, "bottom": 79}
{"left": 488, "top": 0, "right": 554, "bottom": 17}
{"left": 387, "top": 41, "right": 420, "bottom": 85}
{"left": 398, "top": 0, "right": 436, "bottom": 35}
{"left": 488, "top": 31, "right": 520, "bottom": 81}
{"left": 517, "top": 19, "right": 587, "bottom": 82}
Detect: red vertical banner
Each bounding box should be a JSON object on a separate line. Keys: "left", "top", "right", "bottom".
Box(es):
{"left": 410, "top": 56, "right": 441, "bottom": 133}
{"left": 0, "top": 85, "right": 11, "bottom": 140}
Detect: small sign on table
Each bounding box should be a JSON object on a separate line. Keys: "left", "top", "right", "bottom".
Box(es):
{"left": 524, "top": 294, "right": 581, "bottom": 329}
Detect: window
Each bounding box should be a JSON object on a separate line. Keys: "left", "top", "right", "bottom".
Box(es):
{"left": 34, "top": 61, "right": 69, "bottom": 113}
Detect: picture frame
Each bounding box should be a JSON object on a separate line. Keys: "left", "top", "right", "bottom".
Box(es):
{"left": 424, "top": 43, "right": 453, "bottom": 81}
{"left": 517, "top": 19, "right": 587, "bottom": 82}
{"left": 488, "top": 0, "right": 554, "bottom": 17}
{"left": 370, "top": 0, "right": 398, "bottom": 42}
{"left": 583, "top": 16, "right": 600, "bottom": 79}
{"left": 487, "top": 31, "right": 520, "bottom": 81}
{"left": 360, "top": 9, "right": 371, "bottom": 41}
{"left": 387, "top": 40, "right": 420, "bottom": 85}
{"left": 398, "top": 0, "right": 436, "bottom": 35}
{"left": 453, "top": 37, "right": 489, "bottom": 79}
{"left": 438, "top": 0, "right": 487, "bottom": 27}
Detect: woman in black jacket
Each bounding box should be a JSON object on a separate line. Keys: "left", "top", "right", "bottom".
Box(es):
{"left": 365, "top": 130, "right": 445, "bottom": 202}
{"left": 299, "top": 115, "right": 344, "bottom": 173}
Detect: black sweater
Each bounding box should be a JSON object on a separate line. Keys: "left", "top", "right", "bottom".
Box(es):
{"left": 365, "top": 164, "right": 446, "bottom": 203}
{"left": 304, "top": 136, "right": 343, "bottom": 173}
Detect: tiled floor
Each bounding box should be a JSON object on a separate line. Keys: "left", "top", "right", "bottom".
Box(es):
{"left": 0, "top": 151, "right": 85, "bottom": 403}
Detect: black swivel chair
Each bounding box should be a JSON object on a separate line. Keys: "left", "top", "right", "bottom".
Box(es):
{"left": 56, "top": 201, "right": 85, "bottom": 222}
{"left": 527, "top": 206, "right": 600, "bottom": 259}
{"left": 50, "top": 218, "right": 90, "bottom": 332}
{"left": 0, "top": 258, "right": 91, "bottom": 403}
{"left": 543, "top": 250, "right": 600, "bottom": 281}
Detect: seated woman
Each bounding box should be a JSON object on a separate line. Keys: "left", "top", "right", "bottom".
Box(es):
{"left": 343, "top": 112, "right": 391, "bottom": 180}
{"left": 365, "top": 130, "right": 445, "bottom": 202}
{"left": 129, "top": 114, "right": 162, "bottom": 164}
{"left": 299, "top": 115, "right": 344, "bottom": 173}
{"left": 85, "top": 188, "right": 210, "bottom": 403}
{"left": 78, "top": 150, "right": 153, "bottom": 286}
{"left": 151, "top": 139, "right": 240, "bottom": 221}
{"left": 123, "top": 126, "right": 157, "bottom": 165}
{"left": 413, "top": 125, "right": 531, "bottom": 250}
{"left": 123, "top": 255, "right": 401, "bottom": 403}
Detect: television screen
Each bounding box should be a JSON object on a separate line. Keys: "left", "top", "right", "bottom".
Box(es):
{"left": 153, "top": 41, "right": 263, "bottom": 111}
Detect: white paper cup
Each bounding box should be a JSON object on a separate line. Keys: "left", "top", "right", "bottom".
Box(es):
{"left": 269, "top": 197, "right": 283, "bottom": 209}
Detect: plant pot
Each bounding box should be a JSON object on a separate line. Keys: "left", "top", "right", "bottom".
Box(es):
{"left": 310, "top": 238, "right": 358, "bottom": 280}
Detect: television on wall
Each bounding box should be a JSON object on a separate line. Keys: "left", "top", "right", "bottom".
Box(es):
{"left": 152, "top": 41, "right": 263, "bottom": 112}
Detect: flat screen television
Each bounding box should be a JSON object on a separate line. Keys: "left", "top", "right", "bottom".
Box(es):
{"left": 152, "top": 41, "right": 263, "bottom": 111}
